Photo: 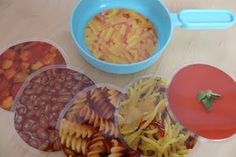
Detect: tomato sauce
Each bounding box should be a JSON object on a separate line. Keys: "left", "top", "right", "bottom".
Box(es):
{"left": 168, "top": 64, "right": 236, "bottom": 139}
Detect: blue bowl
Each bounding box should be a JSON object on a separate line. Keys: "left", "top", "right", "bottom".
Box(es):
{"left": 70, "top": 0, "right": 235, "bottom": 74}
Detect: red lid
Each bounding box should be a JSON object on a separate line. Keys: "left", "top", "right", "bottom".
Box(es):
{"left": 168, "top": 64, "right": 236, "bottom": 140}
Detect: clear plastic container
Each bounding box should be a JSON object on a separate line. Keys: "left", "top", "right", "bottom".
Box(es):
{"left": 0, "top": 39, "right": 69, "bottom": 111}
{"left": 57, "top": 84, "right": 140, "bottom": 157}
{"left": 117, "top": 75, "right": 198, "bottom": 157}
{"left": 12, "top": 65, "right": 95, "bottom": 153}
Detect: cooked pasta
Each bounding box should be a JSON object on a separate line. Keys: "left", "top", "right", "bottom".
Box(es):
{"left": 88, "top": 87, "right": 116, "bottom": 119}
{"left": 87, "top": 132, "right": 107, "bottom": 157}
{"left": 59, "top": 86, "right": 139, "bottom": 157}
{"left": 118, "top": 77, "right": 197, "bottom": 157}
{"left": 60, "top": 133, "right": 88, "bottom": 154}
{"left": 85, "top": 9, "right": 158, "bottom": 64}
{"left": 108, "top": 89, "right": 121, "bottom": 106}
{"left": 108, "top": 139, "right": 125, "bottom": 157}
{"left": 60, "top": 119, "right": 94, "bottom": 138}
{"left": 75, "top": 105, "right": 119, "bottom": 138}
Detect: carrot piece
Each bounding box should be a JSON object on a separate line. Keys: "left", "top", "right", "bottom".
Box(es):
{"left": 1, "top": 96, "right": 13, "bottom": 110}
{"left": 31, "top": 61, "right": 43, "bottom": 70}
{"left": 4, "top": 68, "right": 16, "bottom": 80}
{"left": 42, "top": 52, "right": 57, "bottom": 65}
{"left": 20, "top": 51, "right": 31, "bottom": 62}
{"left": 20, "top": 62, "right": 30, "bottom": 71}
{"left": 2, "top": 59, "right": 13, "bottom": 69}
{"left": 14, "top": 72, "right": 28, "bottom": 83}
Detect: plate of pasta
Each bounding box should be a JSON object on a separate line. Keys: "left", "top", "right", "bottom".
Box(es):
{"left": 117, "top": 76, "right": 198, "bottom": 157}
{"left": 57, "top": 85, "right": 140, "bottom": 157}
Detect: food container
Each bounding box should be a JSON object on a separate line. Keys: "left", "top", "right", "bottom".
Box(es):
{"left": 56, "top": 84, "right": 141, "bottom": 157}
{"left": 0, "top": 39, "right": 69, "bottom": 111}
{"left": 167, "top": 64, "right": 236, "bottom": 140}
{"left": 70, "top": 0, "right": 236, "bottom": 74}
{"left": 12, "top": 65, "right": 95, "bottom": 154}
{"left": 117, "top": 76, "right": 198, "bottom": 157}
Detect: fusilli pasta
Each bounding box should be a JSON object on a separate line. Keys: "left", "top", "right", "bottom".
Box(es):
{"left": 60, "top": 133, "right": 88, "bottom": 154}
{"left": 77, "top": 105, "right": 119, "bottom": 138}
{"left": 59, "top": 86, "right": 137, "bottom": 157}
{"left": 108, "top": 139, "right": 125, "bottom": 157}
{"left": 60, "top": 119, "right": 94, "bottom": 138}
{"left": 88, "top": 87, "right": 116, "bottom": 119}
{"left": 87, "top": 132, "right": 107, "bottom": 157}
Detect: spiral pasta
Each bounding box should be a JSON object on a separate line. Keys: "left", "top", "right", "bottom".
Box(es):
{"left": 87, "top": 132, "right": 107, "bottom": 157}
{"left": 108, "top": 139, "right": 125, "bottom": 157}
{"left": 89, "top": 87, "right": 116, "bottom": 119}
{"left": 60, "top": 133, "right": 88, "bottom": 154}
{"left": 108, "top": 89, "right": 121, "bottom": 106}
{"left": 59, "top": 86, "right": 139, "bottom": 157}
{"left": 60, "top": 119, "right": 94, "bottom": 139}
{"left": 76, "top": 105, "right": 119, "bottom": 138}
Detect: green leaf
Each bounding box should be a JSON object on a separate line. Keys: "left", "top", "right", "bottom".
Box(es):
{"left": 197, "top": 90, "right": 221, "bottom": 111}
{"left": 197, "top": 92, "right": 207, "bottom": 102}
{"left": 201, "top": 98, "right": 213, "bottom": 111}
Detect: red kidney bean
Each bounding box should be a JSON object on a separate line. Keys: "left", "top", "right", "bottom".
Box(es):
{"left": 19, "top": 131, "right": 30, "bottom": 142}
{"left": 28, "top": 138, "right": 40, "bottom": 148}
{"left": 26, "top": 111, "right": 35, "bottom": 118}
{"left": 53, "top": 139, "right": 61, "bottom": 151}
{"left": 54, "top": 83, "right": 61, "bottom": 90}
{"left": 41, "top": 95, "right": 50, "bottom": 101}
{"left": 20, "top": 95, "right": 28, "bottom": 104}
{"left": 66, "top": 75, "right": 72, "bottom": 81}
{"left": 39, "top": 116, "right": 49, "bottom": 128}
{"left": 15, "top": 114, "right": 23, "bottom": 123}
{"left": 51, "top": 105, "right": 60, "bottom": 112}
{"left": 43, "top": 86, "right": 50, "bottom": 92}
{"left": 35, "top": 86, "right": 43, "bottom": 94}
{"left": 15, "top": 123, "right": 22, "bottom": 130}
{"left": 57, "top": 96, "right": 72, "bottom": 103}
{"left": 24, "top": 88, "right": 35, "bottom": 95}
{"left": 37, "top": 128, "right": 49, "bottom": 140}
{"left": 64, "top": 81, "right": 74, "bottom": 88}
{"left": 42, "top": 105, "right": 50, "bottom": 113}
{"left": 49, "top": 130, "right": 59, "bottom": 143}
{"left": 39, "top": 100, "right": 46, "bottom": 106}
{"left": 35, "top": 109, "right": 42, "bottom": 117}
{"left": 17, "top": 104, "right": 27, "bottom": 115}
{"left": 23, "top": 120, "right": 35, "bottom": 131}
{"left": 39, "top": 140, "right": 50, "bottom": 150}
{"left": 31, "top": 123, "right": 39, "bottom": 132}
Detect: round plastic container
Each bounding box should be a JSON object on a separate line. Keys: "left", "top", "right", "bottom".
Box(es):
{"left": 12, "top": 65, "right": 95, "bottom": 153}
{"left": 117, "top": 75, "right": 198, "bottom": 157}
{"left": 167, "top": 64, "right": 236, "bottom": 140}
{"left": 0, "top": 39, "right": 69, "bottom": 111}
{"left": 57, "top": 84, "right": 140, "bottom": 157}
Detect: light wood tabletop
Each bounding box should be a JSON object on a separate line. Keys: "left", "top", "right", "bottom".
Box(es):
{"left": 0, "top": 0, "right": 236, "bottom": 157}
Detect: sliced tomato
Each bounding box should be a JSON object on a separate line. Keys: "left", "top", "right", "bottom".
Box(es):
{"left": 168, "top": 64, "right": 236, "bottom": 139}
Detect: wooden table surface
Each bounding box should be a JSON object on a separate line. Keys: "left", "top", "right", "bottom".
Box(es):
{"left": 0, "top": 0, "right": 236, "bottom": 156}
